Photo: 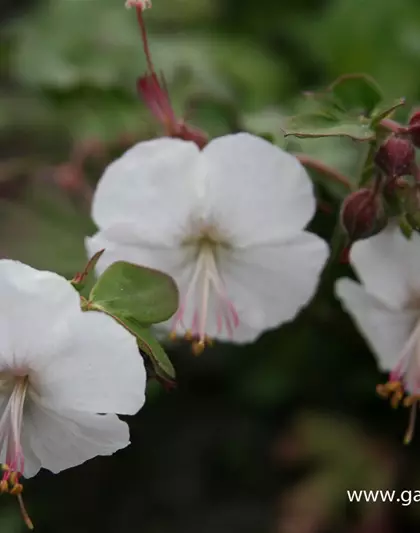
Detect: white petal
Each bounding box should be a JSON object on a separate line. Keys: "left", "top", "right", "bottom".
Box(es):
{"left": 218, "top": 231, "right": 328, "bottom": 341}
{"left": 25, "top": 402, "right": 130, "bottom": 474}
{"left": 31, "top": 310, "right": 146, "bottom": 415}
{"left": 349, "top": 223, "right": 420, "bottom": 309}
{"left": 20, "top": 428, "right": 42, "bottom": 479}
{"left": 0, "top": 260, "right": 81, "bottom": 372}
{"left": 86, "top": 228, "right": 194, "bottom": 277}
{"left": 335, "top": 278, "right": 417, "bottom": 371}
{"left": 202, "top": 133, "right": 316, "bottom": 246}
{"left": 91, "top": 138, "right": 202, "bottom": 245}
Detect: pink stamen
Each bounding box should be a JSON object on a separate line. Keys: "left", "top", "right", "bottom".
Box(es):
{"left": 390, "top": 319, "right": 420, "bottom": 394}
{"left": 0, "top": 376, "right": 33, "bottom": 529}
{"left": 171, "top": 243, "right": 239, "bottom": 347}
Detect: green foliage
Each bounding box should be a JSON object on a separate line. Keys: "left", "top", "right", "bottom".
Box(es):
{"left": 89, "top": 261, "right": 179, "bottom": 326}
{"left": 88, "top": 261, "right": 178, "bottom": 379}
{"left": 283, "top": 74, "right": 402, "bottom": 142}
{"left": 2, "top": 0, "right": 420, "bottom": 531}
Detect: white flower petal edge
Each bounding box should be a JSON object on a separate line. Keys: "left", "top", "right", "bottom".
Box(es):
{"left": 335, "top": 224, "right": 420, "bottom": 430}
{"left": 202, "top": 133, "right": 317, "bottom": 246}
{"left": 349, "top": 224, "right": 420, "bottom": 309}
{"left": 91, "top": 138, "right": 201, "bottom": 245}
{"left": 24, "top": 408, "right": 130, "bottom": 474}
{"left": 0, "top": 260, "right": 146, "bottom": 486}
{"left": 336, "top": 278, "right": 417, "bottom": 372}
{"left": 88, "top": 133, "right": 328, "bottom": 348}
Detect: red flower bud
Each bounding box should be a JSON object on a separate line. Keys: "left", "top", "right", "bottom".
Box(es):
{"left": 408, "top": 110, "right": 420, "bottom": 149}
{"left": 375, "top": 135, "right": 415, "bottom": 179}
{"left": 340, "top": 188, "right": 387, "bottom": 242}
{"left": 137, "top": 73, "right": 208, "bottom": 149}
{"left": 134, "top": 8, "right": 208, "bottom": 149}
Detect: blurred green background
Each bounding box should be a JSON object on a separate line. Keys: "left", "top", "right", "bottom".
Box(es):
{"left": 1, "top": 0, "right": 420, "bottom": 531}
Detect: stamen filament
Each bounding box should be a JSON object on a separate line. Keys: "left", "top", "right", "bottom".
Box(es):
{"left": 404, "top": 401, "right": 418, "bottom": 445}
{"left": 0, "top": 377, "right": 33, "bottom": 529}
{"left": 171, "top": 241, "right": 239, "bottom": 351}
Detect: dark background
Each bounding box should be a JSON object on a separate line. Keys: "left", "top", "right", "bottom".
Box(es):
{"left": 2, "top": 0, "right": 420, "bottom": 531}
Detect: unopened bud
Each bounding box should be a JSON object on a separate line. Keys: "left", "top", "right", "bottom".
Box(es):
{"left": 137, "top": 74, "right": 208, "bottom": 149}
{"left": 408, "top": 110, "right": 420, "bottom": 149}
{"left": 375, "top": 135, "right": 415, "bottom": 179}
{"left": 340, "top": 188, "right": 387, "bottom": 242}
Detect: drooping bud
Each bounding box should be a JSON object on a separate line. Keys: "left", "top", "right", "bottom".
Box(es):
{"left": 340, "top": 188, "right": 387, "bottom": 242}
{"left": 407, "top": 110, "right": 420, "bottom": 149}
{"left": 133, "top": 8, "right": 208, "bottom": 149}
{"left": 137, "top": 73, "right": 208, "bottom": 149}
{"left": 375, "top": 135, "right": 415, "bottom": 179}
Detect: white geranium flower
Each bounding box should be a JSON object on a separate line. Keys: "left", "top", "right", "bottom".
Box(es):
{"left": 86, "top": 134, "right": 328, "bottom": 353}
{"left": 336, "top": 224, "right": 420, "bottom": 443}
{"left": 0, "top": 260, "right": 146, "bottom": 527}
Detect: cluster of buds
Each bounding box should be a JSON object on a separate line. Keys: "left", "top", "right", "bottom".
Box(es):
{"left": 133, "top": 5, "right": 208, "bottom": 148}
{"left": 340, "top": 110, "right": 420, "bottom": 243}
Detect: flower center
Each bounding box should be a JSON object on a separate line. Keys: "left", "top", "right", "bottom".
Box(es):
{"left": 170, "top": 235, "right": 239, "bottom": 354}
{"left": 0, "top": 375, "right": 33, "bottom": 529}
{"left": 376, "top": 318, "right": 420, "bottom": 444}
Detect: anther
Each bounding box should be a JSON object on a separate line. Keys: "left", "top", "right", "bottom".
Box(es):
{"left": 0, "top": 480, "right": 8, "bottom": 493}
{"left": 10, "top": 484, "right": 23, "bottom": 496}
{"left": 192, "top": 341, "right": 205, "bottom": 356}
{"left": 205, "top": 335, "right": 214, "bottom": 347}
{"left": 169, "top": 331, "right": 177, "bottom": 341}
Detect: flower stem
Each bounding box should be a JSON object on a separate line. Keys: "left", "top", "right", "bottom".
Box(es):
{"left": 135, "top": 6, "right": 154, "bottom": 74}
{"left": 294, "top": 154, "right": 352, "bottom": 190}
{"left": 380, "top": 118, "right": 403, "bottom": 133}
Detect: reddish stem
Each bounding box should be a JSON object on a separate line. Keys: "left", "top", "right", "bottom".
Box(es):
{"left": 380, "top": 118, "right": 404, "bottom": 133}
{"left": 135, "top": 6, "right": 154, "bottom": 74}
{"left": 294, "top": 153, "right": 352, "bottom": 190}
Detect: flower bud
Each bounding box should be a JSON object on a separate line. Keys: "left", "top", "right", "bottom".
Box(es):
{"left": 137, "top": 74, "right": 208, "bottom": 149}
{"left": 408, "top": 110, "right": 420, "bottom": 149}
{"left": 340, "top": 188, "right": 387, "bottom": 242}
{"left": 375, "top": 135, "right": 415, "bottom": 179}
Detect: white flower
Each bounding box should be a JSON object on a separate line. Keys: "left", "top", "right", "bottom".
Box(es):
{"left": 0, "top": 260, "right": 146, "bottom": 526}
{"left": 86, "top": 134, "right": 328, "bottom": 352}
{"left": 336, "top": 224, "right": 420, "bottom": 442}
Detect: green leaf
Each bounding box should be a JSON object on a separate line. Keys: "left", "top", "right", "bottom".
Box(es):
{"left": 89, "top": 261, "right": 179, "bottom": 326}
{"left": 124, "top": 318, "right": 176, "bottom": 380}
{"left": 283, "top": 113, "right": 375, "bottom": 141}
{"left": 330, "top": 74, "right": 382, "bottom": 115}
{"left": 71, "top": 249, "right": 104, "bottom": 292}
{"left": 371, "top": 97, "right": 406, "bottom": 127}
{"left": 90, "top": 309, "right": 176, "bottom": 380}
